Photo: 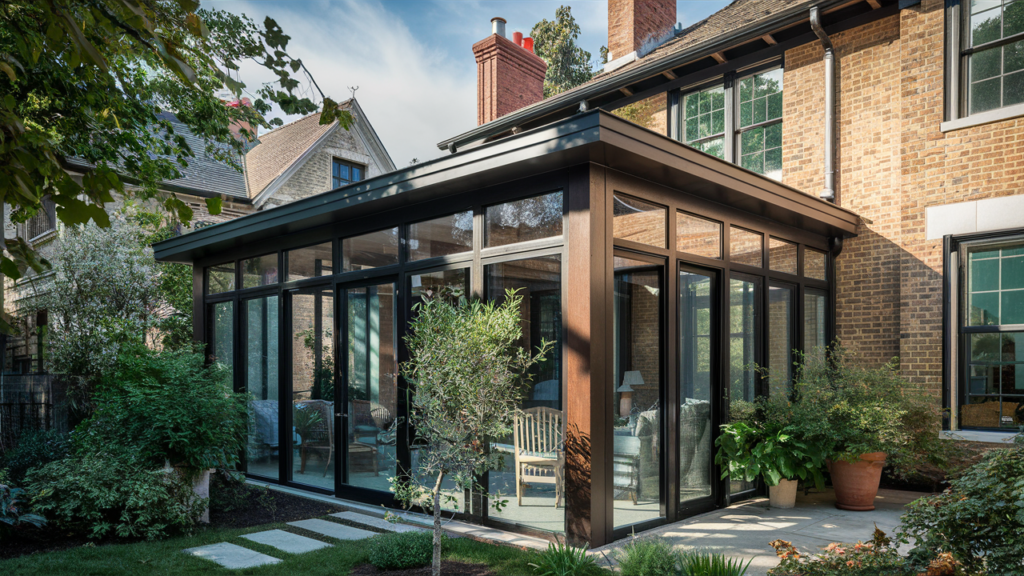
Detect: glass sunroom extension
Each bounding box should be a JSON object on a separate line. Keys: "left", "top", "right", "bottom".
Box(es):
{"left": 155, "top": 111, "right": 859, "bottom": 548}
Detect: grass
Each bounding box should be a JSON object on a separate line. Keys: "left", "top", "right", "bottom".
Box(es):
{"left": 0, "top": 519, "right": 546, "bottom": 576}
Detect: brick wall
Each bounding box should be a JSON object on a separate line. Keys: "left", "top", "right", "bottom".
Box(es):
{"left": 611, "top": 92, "right": 668, "bottom": 136}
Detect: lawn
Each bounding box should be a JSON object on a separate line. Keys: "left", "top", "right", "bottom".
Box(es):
{"left": 0, "top": 519, "right": 544, "bottom": 576}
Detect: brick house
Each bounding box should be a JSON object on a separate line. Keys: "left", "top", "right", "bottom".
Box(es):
{"left": 154, "top": 0, "right": 1022, "bottom": 547}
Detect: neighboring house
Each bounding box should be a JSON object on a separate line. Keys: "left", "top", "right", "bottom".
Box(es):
{"left": 2, "top": 97, "right": 394, "bottom": 377}
{"left": 152, "top": 0, "right": 1023, "bottom": 549}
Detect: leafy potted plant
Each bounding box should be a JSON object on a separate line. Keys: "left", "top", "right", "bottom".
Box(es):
{"left": 715, "top": 403, "right": 826, "bottom": 508}
{"left": 787, "top": 347, "right": 947, "bottom": 511}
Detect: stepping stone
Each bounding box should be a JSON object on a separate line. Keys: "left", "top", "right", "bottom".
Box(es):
{"left": 241, "top": 529, "right": 331, "bottom": 553}
{"left": 330, "top": 511, "right": 426, "bottom": 533}
{"left": 287, "top": 518, "right": 375, "bottom": 540}
{"left": 184, "top": 542, "right": 282, "bottom": 569}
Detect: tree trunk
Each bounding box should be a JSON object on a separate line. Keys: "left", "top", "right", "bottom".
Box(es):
{"left": 432, "top": 470, "right": 444, "bottom": 576}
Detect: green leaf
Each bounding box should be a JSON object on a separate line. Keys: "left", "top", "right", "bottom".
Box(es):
{"left": 205, "top": 197, "right": 222, "bottom": 215}
{"left": 0, "top": 62, "right": 15, "bottom": 83}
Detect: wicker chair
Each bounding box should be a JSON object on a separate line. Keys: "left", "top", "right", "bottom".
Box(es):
{"left": 295, "top": 399, "right": 333, "bottom": 477}
{"left": 513, "top": 406, "right": 564, "bottom": 508}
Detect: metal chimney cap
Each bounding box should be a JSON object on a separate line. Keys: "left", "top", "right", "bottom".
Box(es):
{"left": 491, "top": 17, "right": 506, "bottom": 37}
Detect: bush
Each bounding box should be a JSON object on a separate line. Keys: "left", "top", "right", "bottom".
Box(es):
{"left": 615, "top": 537, "right": 678, "bottom": 575}
{"left": 530, "top": 542, "right": 604, "bottom": 576}
{"left": 768, "top": 530, "right": 914, "bottom": 576}
{"left": 368, "top": 530, "right": 437, "bottom": 570}
{"left": 26, "top": 451, "right": 205, "bottom": 540}
{"left": 1, "top": 482, "right": 46, "bottom": 534}
{"left": 897, "top": 446, "right": 1024, "bottom": 575}
{"left": 678, "top": 549, "right": 752, "bottom": 576}
{"left": 209, "top": 469, "right": 275, "bottom": 516}
{"left": 0, "top": 429, "right": 69, "bottom": 485}
{"left": 76, "top": 346, "right": 248, "bottom": 476}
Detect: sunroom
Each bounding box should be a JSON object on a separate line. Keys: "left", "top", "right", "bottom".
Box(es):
{"left": 154, "top": 110, "right": 859, "bottom": 547}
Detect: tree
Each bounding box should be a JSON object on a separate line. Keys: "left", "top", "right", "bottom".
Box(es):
{"left": 0, "top": 0, "right": 348, "bottom": 333}
{"left": 392, "top": 289, "right": 552, "bottom": 576}
{"left": 531, "top": 6, "right": 594, "bottom": 98}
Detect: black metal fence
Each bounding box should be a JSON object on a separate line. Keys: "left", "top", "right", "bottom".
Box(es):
{"left": 0, "top": 375, "right": 67, "bottom": 452}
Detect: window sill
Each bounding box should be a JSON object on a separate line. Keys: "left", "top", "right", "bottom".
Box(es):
{"left": 29, "top": 229, "right": 58, "bottom": 245}
{"left": 939, "top": 429, "right": 1019, "bottom": 444}
{"left": 941, "top": 103, "right": 1024, "bottom": 133}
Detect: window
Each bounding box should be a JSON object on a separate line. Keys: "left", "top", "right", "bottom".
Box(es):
{"left": 206, "top": 262, "right": 236, "bottom": 294}
{"left": 677, "top": 211, "right": 721, "bottom": 259}
{"left": 407, "top": 212, "right": 473, "bottom": 261}
{"left": 332, "top": 158, "right": 365, "bottom": 188}
{"left": 27, "top": 197, "right": 56, "bottom": 240}
{"left": 613, "top": 194, "right": 667, "bottom": 248}
{"left": 730, "top": 226, "right": 763, "bottom": 268}
{"left": 342, "top": 227, "right": 399, "bottom": 271}
{"left": 485, "top": 192, "right": 563, "bottom": 247}
{"left": 285, "top": 242, "right": 333, "bottom": 282}
{"left": 675, "top": 66, "right": 784, "bottom": 180}
{"left": 242, "top": 253, "right": 278, "bottom": 288}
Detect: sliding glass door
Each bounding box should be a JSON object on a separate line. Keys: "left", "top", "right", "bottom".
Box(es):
{"left": 678, "top": 265, "right": 717, "bottom": 511}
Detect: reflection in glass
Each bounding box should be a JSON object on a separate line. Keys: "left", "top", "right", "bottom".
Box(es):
{"left": 242, "top": 254, "right": 279, "bottom": 289}
{"left": 963, "top": 331, "right": 1024, "bottom": 429}
{"left": 804, "top": 289, "right": 828, "bottom": 361}
{"left": 286, "top": 243, "right": 333, "bottom": 282}
{"left": 677, "top": 212, "right": 721, "bottom": 259}
{"left": 346, "top": 283, "right": 398, "bottom": 492}
{"left": 768, "top": 286, "right": 793, "bottom": 397}
{"left": 613, "top": 195, "right": 667, "bottom": 248}
{"left": 613, "top": 256, "right": 663, "bottom": 528}
{"left": 343, "top": 228, "right": 399, "bottom": 272}
{"left": 408, "top": 212, "right": 473, "bottom": 261}
{"left": 805, "top": 249, "right": 827, "bottom": 281}
{"left": 967, "top": 241, "right": 1024, "bottom": 326}
{"left": 730, "top": 227, "right": 763, "bottom": 268}
{"left": 769, "top": 238, "right": 798, "bottom": 275}
{"left": 485, "top": 192, "right": 563, "bottom": 247}
{"left": 729, "top": 277, "right": 759, "bottom": 494}
{"left": 207, "top": 262, "right": 235, "bottom": 294}
{"left": 246, "top": 296, "right": 280, "bottom": 480}
{"left": 208, "top": 302, "right": 234, "bottom": 370}
{"left": 484, "top": 256, "right": 563, "bottom": 533}
{"left": 290, "top": 289, "right": 335, "bottom": 489}
{"left": 679, "top": 268, "right": 714, "bottom": 504}
{"left": 682, "top": 85, "right": 726, "bottom": 159}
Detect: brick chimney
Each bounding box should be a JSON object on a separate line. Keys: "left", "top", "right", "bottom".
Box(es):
{"left": 607, "top": 0, "right": 676, "bottom": 62}
{"left": 473, "top": 17, "right": 548, "bottom": 126}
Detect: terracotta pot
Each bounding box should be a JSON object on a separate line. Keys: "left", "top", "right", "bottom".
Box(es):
{"left": 827, "top": 452, "right": 886, "bottom": 511}
{"left": 768, "top": 478, "right": 798, "bottom": 509}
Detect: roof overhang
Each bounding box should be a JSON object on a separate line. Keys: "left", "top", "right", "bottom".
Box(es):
{"left": 154, "top": 111, "right": 859, "bottom": 264}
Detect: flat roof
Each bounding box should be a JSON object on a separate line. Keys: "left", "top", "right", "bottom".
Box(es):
{"left": 154, "top": 110, "right": 860, "bottom": 264}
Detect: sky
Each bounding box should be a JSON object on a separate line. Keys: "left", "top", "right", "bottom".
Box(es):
{"left": 209, "top": 1, "right": 732, "bottom": 167}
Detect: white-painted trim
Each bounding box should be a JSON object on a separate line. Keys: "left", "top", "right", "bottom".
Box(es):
{"left": 940, "top": 429, "right": 1019, "bottom": 444}
{"left": 251, "top": 123, "right": 338, "bottom": 210}
{"left": 349, "top": 99, "right": 396, "bottom": 173}
{"left": 604, "top": 51, "right": 637, "bottom": 74}
{"left": 941, "top": 102, "right": 1024, "bottom": 132}
{"left": 925, "top": 195, "right": 1024, "bottom": 240}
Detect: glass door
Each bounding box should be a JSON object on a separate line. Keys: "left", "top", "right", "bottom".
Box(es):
{"left": 728, "top": 273, "right": 761, "bottom": 496}
{"left": 678, "top": 264, "right": 717, "bottom": 512}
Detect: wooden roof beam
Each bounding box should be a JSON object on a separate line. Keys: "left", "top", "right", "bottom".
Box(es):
{"left": 867, "top": 0, "right": 881, "bottom": 8}
{"left": 711, "top": 51, "right": 727, "bottom": 64}
{"left": 620, "top": 87, "right": 634, "bottom": 96}
{"left": 761, "top": 33, "right": 777, "bottom": 45}
{"left": 662, "top": 70, "right": 677, "bottom": 80}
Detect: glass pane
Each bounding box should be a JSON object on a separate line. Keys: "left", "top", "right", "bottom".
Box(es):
{"left": 967, "top": 239, "right": 1024, "bottom": 326}
{"left": 741, "top": 128, "right": 764, "bottom": 155}
{"left": 613, "top": 194, "right": 667, "bottom": 248}
{"left": 961, "top": 396, "right": 1024, "bottom": 428}
{"left": 805, "top": 249, "right": 828, "bottom": 281}
{"left": 613, "top": 256, "right": 663, "bottom": 528}
{"left": 769, "top": 238, "right": 798, "bottom": 275}
{"left": 408, "top": 212, "right": 473, "bottom": 261}
{"left": 290, "top": 288, "right": 335, "bottom": 490}
{"left": 971, "top": 258, "right": 1000, "bottom": 291}
{"left": 729, "top": 276, "right": 759, "bottom": 494}
{"left": 971, "top": 46, "right": 1001, "bottom": 81}
{"left": 207, "top": 262, "right": 235, "bottom": 294}
{"left": 1007, "top": 1, "right": 1024, "bottom": 36}
{"left": 352, "top": 166, "right": 363, "bottom": 182}
{"left": 242, "top": 253, "right": 279, "bottom": 289}
{"left": 1006, "top": 40, "right": 1024, "bottom": 73}
{"left": 972, "top": 292, "right": 1001, "bottom": 325}
{"left": 769, "top": 286, "right": 793, "bottom": 397}
{"left": 804, "top": 289, "right": 828, "bottom": 361}
{"left": 677, "top": 212, "right": 721, "bottom": 259}
{"left": 485, "top": 192, "right": 563, "bottom": 247}
{"left": 682, "top": 85, "right": 725, "bottom": 145}
{"left": 739, "top": 68, "right": 783, "bottom": 128}
{"left": 286, "top": 242, "right": 333, "bottom": 282}
{"left": 970, "top": 333, "right": 1002, "bottom": 362}
{"left": 730, "top": 227, "right": 763, "bottom": 268}
{"left": 971, "top": 6, "right": 1002, "bottom": 46}
{"left": 342, "top": 227, "right": 399, "bottom": 272}
{"left": 612, "top": 93, "right": 668, "bottom": 133}
{"left": 679, "top": 268, "right": 714, "bottom": 504}
{"left": 485, "top": 256, "right": 564, "bottom": 532}
{"left": 346, "top": 283, "right": 398, "bottom": 492}
{"left": 1006, "top": 71, "right": 1024, "bottom": 106}
{"left": 246, "top": 296, "right": 280, "bottom": 480}
{"left": 208, "top": 301, "right": 234, "bottom": 370}
{"left": 333, "top": 161, "right": 350, "bottom": 182}
{"left": 1003, "top": 291, "right": 1024, "bottom": 324}
{"left": 971, "top": 77, "right": 1002, "bottom": 114}
{"left": 696, "top": 137, "right": 725, "bottom": 159}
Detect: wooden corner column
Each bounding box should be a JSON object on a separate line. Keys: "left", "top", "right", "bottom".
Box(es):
{"left": 564, "top": 163, "right": 612, "bottom": 547}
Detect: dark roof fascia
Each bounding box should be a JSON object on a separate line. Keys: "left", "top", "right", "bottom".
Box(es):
{"left": 437, "top": 0, "right": 875, "bottom": 152}
{"left": 154, "top": 111, "right": 859, "bottom": 264}
{"left": 61, "top": 157, "right": 252, "bottom": 204}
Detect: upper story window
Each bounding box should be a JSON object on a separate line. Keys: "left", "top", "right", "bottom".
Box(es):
{"left": 676, "top": 66, "right": 784, "bottom": 181}
{"left": 332, "top": 158, "right": 364, "bottom": 188}
{"left": 27, "top": 196, "right": 56, "bottom": 240}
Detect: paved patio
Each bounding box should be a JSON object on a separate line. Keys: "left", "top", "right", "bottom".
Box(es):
{"left": 591, "top": 488, "right": 929, "bottom": 576}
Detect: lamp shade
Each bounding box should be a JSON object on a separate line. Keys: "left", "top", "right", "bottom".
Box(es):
{"left": 618, "top": 370, "right": 644, "bottom": 393}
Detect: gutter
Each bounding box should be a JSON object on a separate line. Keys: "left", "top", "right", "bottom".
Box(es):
{"left": 436, "top": 0, "right": 856, "bottom": 152}
{"left": 810, "top": 6, "right": 837, "bottom": 203}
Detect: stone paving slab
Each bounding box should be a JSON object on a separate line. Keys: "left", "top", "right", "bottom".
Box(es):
{"left": 184, "top": 542, "right": 282, "bottom": 569}
{"left": 330, "top": 511, "right": 426, "bottom": 533}
{"left": 287, "top": 518, "right": 375, "bottom": 540}
{"left": 241, "top": 529, "right": 331, "bottom": 553}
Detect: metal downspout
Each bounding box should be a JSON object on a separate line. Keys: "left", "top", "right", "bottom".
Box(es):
{"left": 810, "top": 6, "right": 837, "bottom": 203}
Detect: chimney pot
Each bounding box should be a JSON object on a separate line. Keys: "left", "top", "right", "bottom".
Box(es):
{"left": 491, "top": 17, "right": 506, "bottom": 37}
{"left": 523, "top": 37, "right": 534, "bottom": 52}
{"left": 512, "top": 31, "right": 523, "bottom": 46}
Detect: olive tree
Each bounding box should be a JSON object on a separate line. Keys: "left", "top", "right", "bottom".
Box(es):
{"left": 393, "top": 289, "right": 552, "bottom": 576}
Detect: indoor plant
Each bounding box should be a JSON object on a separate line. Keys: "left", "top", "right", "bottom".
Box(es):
{"left": 787, "top": 346, "right": 947, "bottom": 511}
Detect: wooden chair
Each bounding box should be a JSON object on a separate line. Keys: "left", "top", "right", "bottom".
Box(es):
{"left": 513, "top": 406, "right": 564, "bottom": 508}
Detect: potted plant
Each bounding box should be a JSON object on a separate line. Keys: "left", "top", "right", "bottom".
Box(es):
{"left": 715, "top": 403, "right": 826, "bottom": 508}
{"left": 787, "top": 347, "right": 947, "bottom": 511}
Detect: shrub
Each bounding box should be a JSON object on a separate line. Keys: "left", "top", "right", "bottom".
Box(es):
{"left": 368, "top": 530, "right": 437, "bottom": 570}
{"left": 768, "top": 530, "right": 915, "bottom": 576}
{"left": 897, "top": 446, "right": 1024, "bottom": 575}
{"left": 678, "top": 549, "right": 752, "bottom": 576}
{"left": 0, "top": 429, "right": 69, "bottom": 485}
{"left": 209, "top": 469, "right": 275, "bottom": 516}
{"left": 615, "top": 536, "right": 678, "bottom": 575}
{"left": 530, "top": 542, "right": 603, "bottom": 576}
{"left": 0, "top": 482, "right": 46, "bottom": 534}
{"left": 26, "top": 451, "right": 205, "bottom": 540}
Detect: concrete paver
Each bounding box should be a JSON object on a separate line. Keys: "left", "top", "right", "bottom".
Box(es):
{"left": 287, "top": 518, "right": 375, "bottom": 540}
{"left": 329, "top": 511, "right": 426, "bottom": 533}
{"left": 184, "top": 542, "right": 282, "bottom": 569}
{"left": 241, "top": 529, "right": 331, "bottom": 553}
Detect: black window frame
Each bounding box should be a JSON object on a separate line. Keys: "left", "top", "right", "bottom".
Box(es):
{"left": 332, "top": 158, "right": 366, "bottom": 189}
{"left": 27, "top": 196, "right": 57, "bottom": 241}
